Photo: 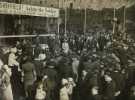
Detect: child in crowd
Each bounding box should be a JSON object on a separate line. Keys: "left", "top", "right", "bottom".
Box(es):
{"left": 35, "top": 82, "right": 46, "bottom": 100}
{"left": 67, "top": 77, "right": 76, "bottom": 100}
{"left": 68, "top": 78, "right": 76, "bottom": 96}
{"left": 60, "top": 79, "right": 70, "bottom": 100}
{"left": 129, "top": 85, "right": 135, "bottom": 100}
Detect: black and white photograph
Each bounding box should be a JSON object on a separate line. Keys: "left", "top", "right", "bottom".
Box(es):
{"left": 0, "top": 0, "right": 135, "bottom": 100}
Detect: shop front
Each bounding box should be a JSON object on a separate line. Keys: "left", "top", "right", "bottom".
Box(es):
{"left": 0, "top": 2, "right": 59, "bottom": 45}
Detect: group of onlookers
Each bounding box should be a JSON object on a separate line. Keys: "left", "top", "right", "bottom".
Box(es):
{"left": 0, "top": 30, "right": 135, "bottom": 100}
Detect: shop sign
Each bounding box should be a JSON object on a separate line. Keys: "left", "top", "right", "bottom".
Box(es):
{"left": 0, "top": 2, "right": 59, "bottom": 18}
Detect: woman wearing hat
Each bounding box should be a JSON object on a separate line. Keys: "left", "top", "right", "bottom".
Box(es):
{"left": 0, "top": 65, "right": 13, "bottom": 100}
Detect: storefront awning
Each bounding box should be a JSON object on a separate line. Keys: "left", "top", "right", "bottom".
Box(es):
{"left": 0, "top": 2, "right": 59, "bottom": 18}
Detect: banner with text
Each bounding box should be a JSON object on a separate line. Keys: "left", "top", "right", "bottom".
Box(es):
{"left": 0, "top": 2, "right": 59, "bottom": 18}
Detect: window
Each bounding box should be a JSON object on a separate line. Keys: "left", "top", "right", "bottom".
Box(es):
{"left": 44, "top": 0, "right": 47, "bottom": 3}
{"left": 40, "top": 0, "right": 42, "bottom": 4}
{"left": 70, "top": 3, "right": 73, "bottom": 9}
{"left": 51, "top": 4, "right": 54, "bottom": 7}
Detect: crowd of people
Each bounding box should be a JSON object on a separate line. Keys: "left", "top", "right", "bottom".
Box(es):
{"left": 0, "top": 29, "right": 135, "bottom": 100}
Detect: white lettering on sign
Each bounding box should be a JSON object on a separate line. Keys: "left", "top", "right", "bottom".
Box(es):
{"left": 0, "top": 2, "right": 59, "bottom": 18}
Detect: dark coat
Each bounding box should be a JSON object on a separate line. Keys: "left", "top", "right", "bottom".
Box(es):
{"left": 34, "top": 60, "right": 44, "bottom": 78}
{"left": 103, "top": 80, "right": 116, "bottom": 100}
{"left": 79, "top": 73, "right": 92, "bottom": 100}
{"left": 43, "top": 68, "right": 58, "bottom": 90}
{"left": 88, "top": 94, "right": 102, "bottom": 100}
{"left": 58, "top": 57, "right": 73, "bottom": 78}
{"left": 111, "top": 71, "right": 124, "bottom": 92}
{"left": 43, "top": 68, "right": 58, "bottom": 100}
{"left": 22, "top": 61, "right": 36, "bottom": 82}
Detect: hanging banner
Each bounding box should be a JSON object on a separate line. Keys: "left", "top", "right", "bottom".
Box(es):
{"left": 0, "top": 2, "right": 59, "bottom": 18}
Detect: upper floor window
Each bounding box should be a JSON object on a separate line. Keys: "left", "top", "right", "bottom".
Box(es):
{"left": 51, "top": 4, "right": 54, "bottom": 7}
{"left": 40, "top": 0, "right": 43, "bottom": 4}
{"left": 70, "top": 3, "right": 73, "bottom": 8}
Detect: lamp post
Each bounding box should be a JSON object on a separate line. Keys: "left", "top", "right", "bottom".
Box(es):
{"left": 64, "top": 0, "right": 67, "bottom": 34}
{"left": 123, "top": 5, "right": 126, "bottom": 40}
{"left": 83, "top": 7, "right": 87, "bottom": 34}
{"left": 112, "top": 8, "right": 116, "bottom": 35}
{"left": 57, "top": 0, "right": 60, "bottom": 36}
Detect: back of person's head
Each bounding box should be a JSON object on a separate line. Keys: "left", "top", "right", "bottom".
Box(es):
{"left": 27, "top": 55, "right": 33, "bottom": 61}
{"left": 23, "top": 54, "right": 32, "bottom": 62}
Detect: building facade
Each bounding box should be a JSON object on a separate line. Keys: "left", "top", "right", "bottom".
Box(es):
{"left": 17, "top": 0, "right": 91, "bottom": 9}
{"left": 0, "top": 0, "right": 60, "bottom": 38}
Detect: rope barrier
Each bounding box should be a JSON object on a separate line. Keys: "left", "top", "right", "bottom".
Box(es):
{"left": 0, "top": 34, "right": 55, "bottom": 38}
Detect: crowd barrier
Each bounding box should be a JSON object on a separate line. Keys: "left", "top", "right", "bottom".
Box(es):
{"left": 0, "top": 34, "right": 55, "bottom": 38}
